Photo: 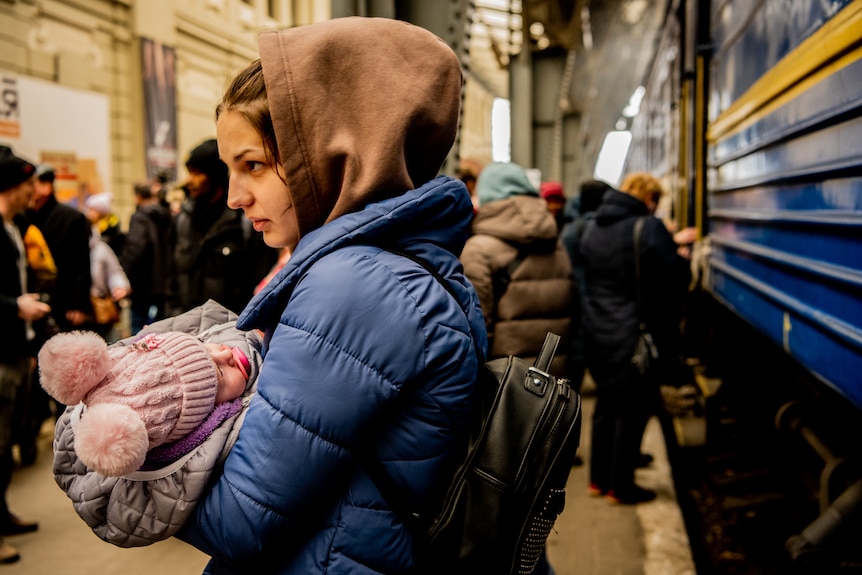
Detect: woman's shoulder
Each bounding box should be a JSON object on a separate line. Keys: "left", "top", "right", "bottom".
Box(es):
{"left": 640, "top": 216, "right": 675, "bottom": 247}
{"left": 299, "top": 246, "right": 436, "bottom": 306}
{"left": 294, "top": 245, "right": 471, "bottom": 334}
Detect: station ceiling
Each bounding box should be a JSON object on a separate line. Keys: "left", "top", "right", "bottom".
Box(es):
{"left": 467, "top": 0, "right": 668, "bottom": 178}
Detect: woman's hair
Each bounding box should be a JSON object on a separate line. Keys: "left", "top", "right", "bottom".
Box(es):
{"left": 619, "top": 172, "right": 664, "bottom": 204}
{"left": 216, "top": 59, "right": 281, "bottom": 171}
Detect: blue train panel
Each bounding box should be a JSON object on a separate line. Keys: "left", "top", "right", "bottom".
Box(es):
{"left": 706, "top": 0, "right": 862, "bottom": 409}
{"left": 712, "top": 57, "right": 862, "bottom": 167}
{"left": 710, "top": 257, "right": 862, "bottom": 408}
{"left": 709, "top": 0, "right": 854, "bottom": 117}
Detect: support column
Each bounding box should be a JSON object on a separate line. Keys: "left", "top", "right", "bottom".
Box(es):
{"left": 509, "top": 27, "right": 532, "bottom": 168}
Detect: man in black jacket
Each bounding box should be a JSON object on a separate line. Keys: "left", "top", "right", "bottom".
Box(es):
{"left": 167, "top": 139, "right": 277, "bottom": 316}
{"left": 27, "top": 164, "right": 92, "bottom": 331}
{"left": 0, "top": 146, "right": 50, "bottom": 563}
{"left": 120, "top": 181, "right": 172, "bottom": 333}
{"left": 19, "top": 163, "right": 92, "bottom": 465}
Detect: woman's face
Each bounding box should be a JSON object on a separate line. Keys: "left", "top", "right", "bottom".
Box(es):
{"left": 217, "top": 109, "right": 299, "bottom": 250}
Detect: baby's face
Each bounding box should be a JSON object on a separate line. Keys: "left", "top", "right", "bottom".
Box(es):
{"left": 204, "top": 343, "right": 249, "bottom": 403}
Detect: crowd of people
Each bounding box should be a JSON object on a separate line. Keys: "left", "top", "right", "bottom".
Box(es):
{"left": 0, "top": 16, "right": 700, "bottom": 574}
{"left": 461, "top": 162, "right": 695, "bottom": 510}
{"left": 0, "top": 137, "right": 278, "bottom": 564}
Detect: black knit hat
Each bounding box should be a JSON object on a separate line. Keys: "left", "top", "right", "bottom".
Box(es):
{"left": 185, "top": 139, "right": 227, "bottom": 189}
{"left": 36, "top": 163, "right": 55, "bottom": 183}
{"left": 0, "top": 146, "right": 36, "bottom": 193}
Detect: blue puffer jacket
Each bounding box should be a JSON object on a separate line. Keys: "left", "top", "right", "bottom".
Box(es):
{"left": 178, "top": 177, "right": 488, "bottom": 574}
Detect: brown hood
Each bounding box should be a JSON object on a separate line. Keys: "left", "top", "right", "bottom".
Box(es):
{"left": 258, "top": 17, "right": 463, "bottom": 238}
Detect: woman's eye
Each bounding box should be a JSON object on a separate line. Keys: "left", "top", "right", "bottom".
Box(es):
{"left": 246, "top": 161, "right": 263, "bottom": 172}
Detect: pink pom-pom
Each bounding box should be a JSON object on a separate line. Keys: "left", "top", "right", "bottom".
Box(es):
{"left": 38, "top": 331, "right": 111, "bottom": 405}
{"left": 75, "top": 403, "right": 149, "bottom": 476}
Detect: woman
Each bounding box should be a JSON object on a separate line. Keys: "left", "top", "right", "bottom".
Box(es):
{"left": 579, "top": 172, "right": 691, "bottom": 504}
{"left": 460, "top": 161, "right": 576, "bottom": 376}
{"left": 176, "top": 18, "right": 487, "bottom": 574}
{"left": 83, "top": 193, "right": 130, "bottom": 342}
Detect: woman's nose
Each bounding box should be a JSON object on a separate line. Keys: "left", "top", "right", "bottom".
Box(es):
{"left": 227, "top": 177, "right": 250, "bottom": 209}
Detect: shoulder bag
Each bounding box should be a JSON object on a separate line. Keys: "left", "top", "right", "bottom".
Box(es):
{"left": 631, "top": 217, "right": 658, "bottom": 375}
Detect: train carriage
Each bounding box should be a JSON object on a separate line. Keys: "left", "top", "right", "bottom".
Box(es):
{"left": 626, "top": 0, "right": 862, "bottom": 570}
{"left": 706, "top": 0, "right": 862, "bottom": 410}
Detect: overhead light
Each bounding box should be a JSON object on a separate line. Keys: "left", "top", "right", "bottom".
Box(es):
{"left": 492, "top": 98, "right": 511, "bottom": 162}
{"left": 581, "top": 6, "right": 593, "bottom": 50}
{"left": 594, "top": 130, "right": 632, "bottom": 186}
{"left": 622, "top": 86, "right": 645, "bottom": 117}
{"left": 622, "top": 0, "right": 648, "bottom": 24}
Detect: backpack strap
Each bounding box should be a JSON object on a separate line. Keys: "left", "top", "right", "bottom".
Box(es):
{"left": 633, "top": 216, "right": 646, "bottom": 325}
{"left": 533, "top": 332, "right": 560, "bottom": 372}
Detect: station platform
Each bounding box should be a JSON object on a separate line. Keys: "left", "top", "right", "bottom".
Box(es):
{"left": 5, "top": 381, "right": 696, "bottom": 575}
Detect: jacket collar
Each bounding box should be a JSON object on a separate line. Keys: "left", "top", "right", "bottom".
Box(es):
{"left": 237, "top": 176, "right": 471, "bottom": 330}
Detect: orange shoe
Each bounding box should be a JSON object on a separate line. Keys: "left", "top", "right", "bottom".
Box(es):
{"left": 587, "top": 483, "right": 607, "bottom": 497}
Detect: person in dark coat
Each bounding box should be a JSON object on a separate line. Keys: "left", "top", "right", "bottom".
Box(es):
{"left": 166, "top": 139, "right": 252, "bottom": 317}
{"left": 579, "top": 172, "right": 691, "bottom": 504}
{"left": 120, "top": 181, "right": 173, "bottom": 333}
{"left": 0, "top": 146, "right": 49, "bottom": 563}
{"left": 26, "top": 164, "right": 92, "bottom": 333}
{"left": 560, "top": 179, "right": 612, "bottom": 390}
{"left": 20, "top": 163, "right": 92, "bottom": 463}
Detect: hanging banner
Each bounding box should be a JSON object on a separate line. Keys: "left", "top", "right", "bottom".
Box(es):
{"left": 141, "top": 37, "right": 178, "bottom": 183}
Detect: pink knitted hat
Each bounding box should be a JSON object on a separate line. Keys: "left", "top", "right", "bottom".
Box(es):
{"left": 38, "top": 331, "right": 219, "bottom": 476}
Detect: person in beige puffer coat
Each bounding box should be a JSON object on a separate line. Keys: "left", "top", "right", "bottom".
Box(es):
{"left": 461, "top": 161, "right": 577, "bottom": 378}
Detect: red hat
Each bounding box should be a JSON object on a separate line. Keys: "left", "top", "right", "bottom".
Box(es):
{"left": 540, "top": 181, "right": 565, "bottom": 201}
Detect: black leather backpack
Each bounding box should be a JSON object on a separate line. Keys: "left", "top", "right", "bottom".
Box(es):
{"left": 368, "top": 247, "right": 583, "bottom": 575}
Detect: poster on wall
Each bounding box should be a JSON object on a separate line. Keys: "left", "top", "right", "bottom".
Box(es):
{"left": 0, "top": 76, "right": 21, "bottom": 139}
{"left": 141, "top": 37, "right": 178, "bottom": 183}
{"left": 39, "top": 151, "right": 78, "bottom": 204}
{"left": 0, "top": 71, "right": 111, "bottom": 209}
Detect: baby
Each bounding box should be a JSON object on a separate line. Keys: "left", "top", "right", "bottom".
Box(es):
{"left": 39, "top": 330, "right": 253, "bottom": 476}
{"left": 46, "top": 301, "right": 261, "bottom": 547}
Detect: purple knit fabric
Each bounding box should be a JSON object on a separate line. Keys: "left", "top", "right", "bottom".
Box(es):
{"left": 141, "top": 398, "right": 243, "bottom": 470}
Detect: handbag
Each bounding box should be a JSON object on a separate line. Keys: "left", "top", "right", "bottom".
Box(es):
{"left": 90, "top": 295, "right": 119, "bottom": 325}
{"left": 631, "top": 327, "right": 658, "bottom": 375}
{"left": 631, "top": 217, "right": 658, "bottom": 375}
